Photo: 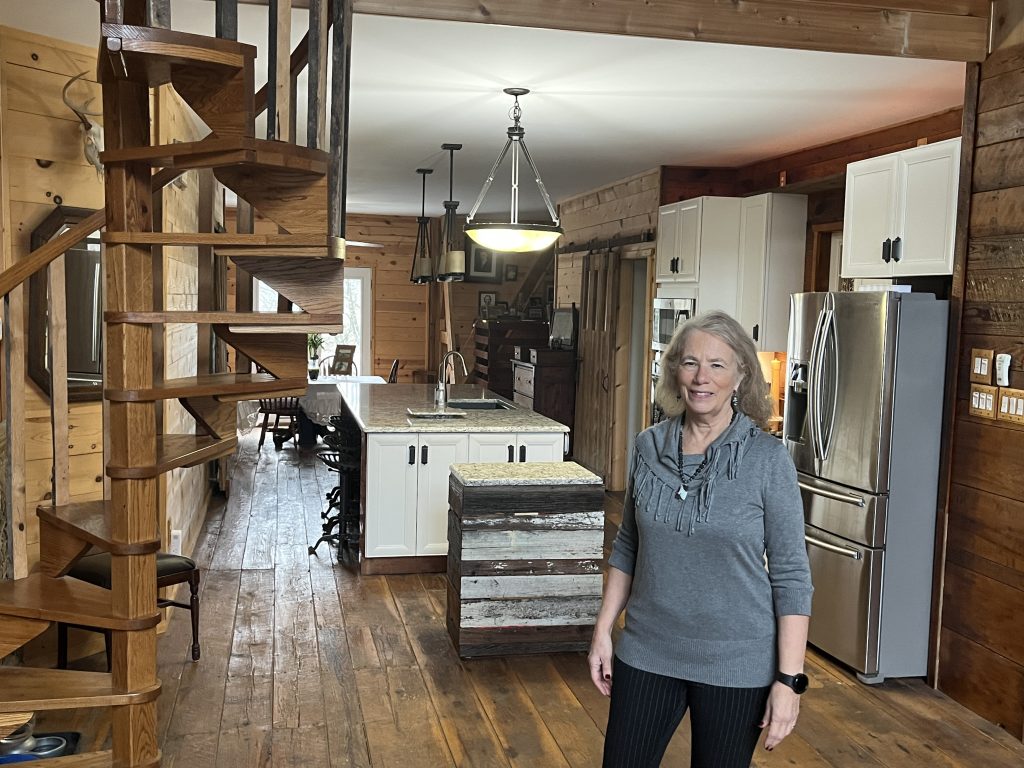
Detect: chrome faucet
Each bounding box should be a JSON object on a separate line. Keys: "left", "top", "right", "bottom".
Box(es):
{"left": 436, "top": 351, "right": 468, "bottom": 408}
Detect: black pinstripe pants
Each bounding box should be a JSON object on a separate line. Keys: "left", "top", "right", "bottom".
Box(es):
{"left": 602, "top": 656, "right": 770, "bottom": 768}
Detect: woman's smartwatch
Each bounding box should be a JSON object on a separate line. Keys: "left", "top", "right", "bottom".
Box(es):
{"left": 776, "top": 671, "right": 809, "bottom": 694}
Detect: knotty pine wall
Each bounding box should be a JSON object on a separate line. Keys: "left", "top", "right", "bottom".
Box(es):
{"left": 0, "top": 28, "right": 106, "bottom": 575}
{"left": 156, "top": 83, "right": 213, "bottom": 558}
{"left": 938, "top": 42, "right": 1024, "bottom": 740}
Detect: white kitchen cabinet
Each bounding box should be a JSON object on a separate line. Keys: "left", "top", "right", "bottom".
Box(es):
{"left": 364, "top": 432, "right": 468, "bottom": 558}
{"left": 735, "top": 193, "right": 807, "bottom": 351}
{"left": 656, "top": 197, "right": 740, "bottom": 282}
{"left": 842, "top": 138, "right": 960, "bottom": 278}
{"left": 467, "top": 432, "right": 566, "bottom": 464}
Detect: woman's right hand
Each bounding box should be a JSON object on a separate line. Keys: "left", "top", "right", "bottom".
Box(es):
{"left": 588, "top": 629, "right": 614, "bottom": 696}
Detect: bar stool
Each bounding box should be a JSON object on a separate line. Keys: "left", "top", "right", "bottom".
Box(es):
{"left": 57, "top": 552, "right": 201, "bottom": 670}
{"left": 308, "top": 415, "right": 362, "bottom": 556}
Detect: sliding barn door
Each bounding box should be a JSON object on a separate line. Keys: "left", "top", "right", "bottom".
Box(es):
{"left": 573, "top": 249, "right": 621, "bottom": 484}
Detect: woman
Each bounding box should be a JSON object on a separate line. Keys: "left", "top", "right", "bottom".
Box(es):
{"left": 589, "top": 310, "right": 812, "bottom": 767}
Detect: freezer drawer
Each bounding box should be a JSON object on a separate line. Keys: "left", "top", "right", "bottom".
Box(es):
{"left": 798, "top": 472, "right": 887, "bottom": 548}
{"left": 805, "top": 524, "right": 883, "bottom": 677}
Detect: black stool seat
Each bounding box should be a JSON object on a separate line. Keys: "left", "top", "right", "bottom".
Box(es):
{"left": 68, "top": 552, "right": 197, "bottom": 589}
{"left": 59, "top": 551, "right": 201, "bottom": 669}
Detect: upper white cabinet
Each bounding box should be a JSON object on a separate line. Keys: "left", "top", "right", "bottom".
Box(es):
{"left": 736, "top": 193, "right": 807, "bottom": 351}
{"left": 656, "top": 197, "right": 740, "bottom": 282}
{"left": 842, "top": 138, "right": 960, "bottom": 278}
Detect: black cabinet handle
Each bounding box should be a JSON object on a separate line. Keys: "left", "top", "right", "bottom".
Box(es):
{"left": 421, "top": 445, "right": 428, "bottom": 465}
{"left": 507, "top": 445, "right": 514, "bottom": 463}
{"left": 882, "top": 238, "right": 892, "bottom": 263}
{"left": 892, "top": 236, "right": 902, "bottom": 262}
{"left": 519, "top": 445, "right": 527, "bottom": 462}
{"left": 752, "top": 324, "right": 759, "bottom": 342}
{"left": 408, "top": 446, "right": 415, "bottom": 465}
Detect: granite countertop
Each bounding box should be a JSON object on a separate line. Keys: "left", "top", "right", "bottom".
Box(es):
{"left": 337, "top": 383, "right": 570, "bottom": 434}
{"left": 450, "top": 461, "right": 602, "bottom": 486}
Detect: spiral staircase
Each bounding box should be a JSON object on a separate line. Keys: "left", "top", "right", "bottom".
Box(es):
{"left": 0, "top": 6, "right": 343, "bottom": 765}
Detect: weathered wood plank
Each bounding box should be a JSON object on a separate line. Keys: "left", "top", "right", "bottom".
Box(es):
{"left": 962, "top": 300, "right": 1024, "bottom": 335}
{"left": 942, "top": 562, "right": 1024, "bottom": 667}
{"left": 951, "top": 416, "right": 1024, "bottom": 498}
{"left": 459, "top": 596, "right": 602, "bottom": 627}
{"left": 459, "top": 529, "right": 604, "bottom": 560}
{"left": 967, "top": 234, "right": 1024, "bottom": 269}
{"left": 973, "top": 141, "right": 1024, "bottom": 193}
{"left": 963, "top": 268, "right": 1024, "bottom": 302}
{"left": 220, "top": 568, "right": 275, "bottom": 731}
{"left": 350, "top": 0, "right": 990, "bottom": 61}
{"left": 969, "top": 186, "right": 1024, "bottom": 237}
{"left": 459, "top": 574, "right": 602, "bottom": 600}
{"left": 977, "top": 102, "right": 1024, "bottom": 146}
{"left": 273, "top": 565, "right": 325, "bottom": 729}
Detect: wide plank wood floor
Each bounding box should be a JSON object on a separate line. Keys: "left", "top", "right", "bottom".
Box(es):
{"left": 40, "top": 434, "right": 1024, "bottom": 766}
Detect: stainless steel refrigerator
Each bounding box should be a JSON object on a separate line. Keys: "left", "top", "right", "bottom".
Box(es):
{"left": 783, "top": 291, "right": 947, "bottom": 683}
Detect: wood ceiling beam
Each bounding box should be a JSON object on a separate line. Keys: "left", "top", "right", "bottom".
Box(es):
{"left": 344, "top": 0, "right": 990, "bottom": 62}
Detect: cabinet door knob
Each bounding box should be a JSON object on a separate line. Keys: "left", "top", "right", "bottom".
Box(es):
{"left": 421, "top": 445, "right": 428, "bottom": 465}
{"left": 519, "top": 445, "right": 527, "bottom": 462}
{"left": 408, "top": 446, "right": 415, "bottom": 465}
{"left": 882, "top": 238, "right": 892, "bottom": 263}
{"left": 892, "top": 236, "right": 902, "bottom": 262}
{"left": 507, "top": 444, "right": 514, "bottom": 463}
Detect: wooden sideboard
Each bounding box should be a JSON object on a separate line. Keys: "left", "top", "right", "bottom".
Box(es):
{"left": 512, "top": 352, "right": 576, "bottom": 450}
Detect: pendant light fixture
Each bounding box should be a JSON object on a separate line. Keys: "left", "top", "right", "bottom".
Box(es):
{"left": 437, "top": 142, "right": 465, "bottom": 281}
{"left": 409, "top": 167, "right": 434, "bottom": 284}
{"left": 464, "top": 87, "right": 563, "bottom": 254}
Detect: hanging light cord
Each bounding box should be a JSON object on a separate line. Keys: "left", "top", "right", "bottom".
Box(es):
{"left": 465, "top": 91, "right": 560, "bottom": 227}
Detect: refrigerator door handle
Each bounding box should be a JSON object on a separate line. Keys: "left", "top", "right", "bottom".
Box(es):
{"left": 820, "top": 308, "right": 839, "bottom": 460}
{"left": 808, "top": 307, "right": 829, "bottom": 460}
{"left": 805, "top": 533, "right": 863, "bottom": 561}
{"left": 798, "top": 480, "right": 865, "bottom": 507}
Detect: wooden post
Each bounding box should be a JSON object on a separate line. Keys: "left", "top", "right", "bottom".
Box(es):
{"left": 307, "top": 0, "right": 329, "bottom": 150}
{"left": 100, "top": 37, "right": 160, "bottom": 766}
{"left": 2, "top": 289, "right": 27, "bottom": 578}
{"left": 197, "top": 171, "right": 216, "bottom": 374}
{"left": 215, "top": 0, "right": 238, "bottom": 40}
{"left": 328, "top": 0, "right": 352, "bottom": 240}
{"left": 46, "top": 259, "right": 70, "bottom": 508}
{"left": 268, "top": 0, "right": 293, "bottom": 142}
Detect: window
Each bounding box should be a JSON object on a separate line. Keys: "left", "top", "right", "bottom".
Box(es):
{"left": 254, "top": 266, "right": 372, "bottom": 374}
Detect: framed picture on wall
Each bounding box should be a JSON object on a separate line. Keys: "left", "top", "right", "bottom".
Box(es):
{"left": 478, "top": 291, "right": 497, "bottom": 315}
{"left": 466, "top": 240, "right": 502, "bottom": 283}
{"left": 504, "top": 264, "right": 518, "bottom": 281}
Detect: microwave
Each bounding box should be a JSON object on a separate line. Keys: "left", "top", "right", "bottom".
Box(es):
{"left": 652, "top": 297, "right": 695, "bottom": 351}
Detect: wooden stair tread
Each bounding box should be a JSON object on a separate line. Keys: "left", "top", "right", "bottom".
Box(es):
{"left": 38, "top": 749, "right": 118, "bottom": 767}
{"left": 102, "top": 23, "right": 254, "bottom": 84}
{"left": 105, "top": 311, "right": 342, "bottom": 326}
{"left": 106, "top": 434, "right": 237, "bottom": 479}
{"left": 100, "top": 136, "right": 328, "bottom": 174}
{"left": 0, "top": 574, "right": 159, "bottom": 631}
{"left": 105, "top": 372, "right": 307, "bottom": 402}
{"left": 36, "top": 501, "right": 161, "bottom": 556}
{"left": 0, "top": 667, "right": 161, "bottom": 713}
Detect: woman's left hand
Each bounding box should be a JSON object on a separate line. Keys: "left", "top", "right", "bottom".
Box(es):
{"left": 759, "top": 682, "right": 800, "bottom": 751}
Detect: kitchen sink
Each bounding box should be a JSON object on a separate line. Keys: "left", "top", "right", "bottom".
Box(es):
{"left": 445, "top": 398, "right": 514, "bottom": 410}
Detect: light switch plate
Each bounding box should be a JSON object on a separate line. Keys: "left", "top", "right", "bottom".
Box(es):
{"left": 970, "top": 348, "right": 994, "bottom": 384}
{"left": 997, "top": 387, "right": 1024, "bottom": 425}
{"left": 969, "top": 383, "right": 998, "bottom": 419}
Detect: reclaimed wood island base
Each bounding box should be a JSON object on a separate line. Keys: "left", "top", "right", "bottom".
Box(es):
{"left": 446, "top": 462, "right": 605, "bottom": 658}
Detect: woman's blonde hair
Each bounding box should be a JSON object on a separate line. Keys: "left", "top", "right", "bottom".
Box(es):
{"left": 654, "top": 310, "right": 772, "bottom": 428}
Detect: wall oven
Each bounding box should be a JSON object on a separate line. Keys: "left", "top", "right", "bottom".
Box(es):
{"left": 652, "top": 297, "right": 695, "bottom": 351}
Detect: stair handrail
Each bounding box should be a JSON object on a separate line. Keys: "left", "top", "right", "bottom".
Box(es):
{"left": 0, "top": 168, "right": 184, "bottom": 300}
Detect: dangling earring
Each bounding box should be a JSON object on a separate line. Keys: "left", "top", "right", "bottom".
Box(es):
{"left": 731, "top": 391, "right": 739, "bottom": 411}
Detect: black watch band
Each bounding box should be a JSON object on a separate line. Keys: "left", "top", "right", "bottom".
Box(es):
{"left": 776, "top": 671, "right": 809, "bottom": 694}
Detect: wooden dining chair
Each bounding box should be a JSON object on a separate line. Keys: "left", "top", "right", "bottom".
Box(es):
{"left": 387, "top": 358, "right": 400, "bottom": 383}
{"left": 319, "top": 344, "right": 357, "bottom": 376}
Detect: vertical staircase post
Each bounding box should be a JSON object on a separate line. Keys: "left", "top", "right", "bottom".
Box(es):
{"left": 99, "top": 34, "right": 160, "bottom": 766}
{"left": 329, "top": 0, "right": 352, "bottom": 241}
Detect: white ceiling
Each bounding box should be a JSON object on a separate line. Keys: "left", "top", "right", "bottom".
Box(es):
{"left": 8, "top": 1, "right": 966, "bottom": 218}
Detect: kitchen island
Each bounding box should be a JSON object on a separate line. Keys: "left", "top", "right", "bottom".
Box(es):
{"left": 334, "top": 383, "right": 570, "bottom": 574}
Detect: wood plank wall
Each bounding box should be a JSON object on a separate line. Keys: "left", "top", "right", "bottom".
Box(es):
{"left": 156, "top": 84, "right": 214, "bottom": 558}
{"left": 938, "top": 41, "right": 1024, "bottom": 741}
{"left": 0, "top": 28, "right": 106, "bottom": 574}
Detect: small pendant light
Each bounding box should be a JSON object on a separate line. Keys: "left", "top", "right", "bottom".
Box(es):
{"left": 437, "top": 142, "right": 465, "bottom": 282}
{"left": 464, "top": 87, "right": 563, "bottom": 254}
{"left": 410, "top": 167, "right": 434, "bottom": 284}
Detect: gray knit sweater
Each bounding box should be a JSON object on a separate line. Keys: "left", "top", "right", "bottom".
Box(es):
{"left": 608, "top": 413, "right": 813, "bottom": 687}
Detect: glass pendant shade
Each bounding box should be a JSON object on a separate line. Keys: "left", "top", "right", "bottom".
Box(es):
{"left": 464, "top": 88, "right": 562, "bottom": 254}
{"left": 409, "top": 168, "right": 434, "bottom": 284}
{"left": 464, "top": 223, "right": 562, "bottom": 253}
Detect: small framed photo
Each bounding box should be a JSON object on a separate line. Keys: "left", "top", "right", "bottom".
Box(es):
{"left": 466, "top": 240, "right": 502, "bottom": 283}
{"left": 479, "top": 291, "right": 497, "bottom": 315}
{"left": 504, "top": 263, "right": 518, "bottom": 282}
{"left": 494, "top": 301, "right": 509, "bottom": 316}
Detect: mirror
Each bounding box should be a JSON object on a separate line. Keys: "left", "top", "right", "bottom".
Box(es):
{"left": 28, "top": 206, "right": 103, "bottom": 402}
